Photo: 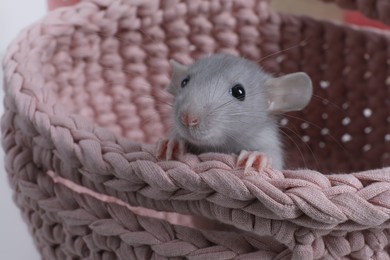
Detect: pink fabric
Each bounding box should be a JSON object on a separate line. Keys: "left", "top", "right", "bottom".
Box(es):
{"left": 2, "top": 0, "right": 390, "bottom": 259}
{"left": 47, "top": 170, "right": 197, "bottom": 227}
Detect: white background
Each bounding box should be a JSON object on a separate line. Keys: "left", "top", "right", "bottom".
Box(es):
{"left": 0, "top": 1, "right": 45, "bottom": 259}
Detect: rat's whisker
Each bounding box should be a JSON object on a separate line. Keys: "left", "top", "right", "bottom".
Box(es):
{"left": 217, "top": 116, "right": 310, "bottom": 169}
{"left": 96, "top": 29, "right": 159, "bottom": 45}
{"left": 255, "top": 40, "right": 308, "bottom": 65}
{"left": 282, "top": 113, "right": 348, "bottom": 154}
{"left": 208, "top": 99, "right": 237, "bottom": 116}
{"left": 133, "top": 93, "right": 174, "bottom": 106}
{"left": 221, "top": 129, "right": 249, "bottom": 148}
{"left": 211, "top": 73, "right": 223, "bottom": 101}
{"left": 217, "top": 112, "right": 268, "bottom": 118}
{"left": 281, "top": 125, "right": 319, "bottom": 169}
{"left": 312, "top": 94, "right": 344, "bottom": 112}
{"left": 225, "top": 111, "right": 348, "bottom": 154}
{"left": 278, "top": 128, "right": 308, "bottom": 169}
{"left": 136, "top": 28, "right": 159, "bottom": 44}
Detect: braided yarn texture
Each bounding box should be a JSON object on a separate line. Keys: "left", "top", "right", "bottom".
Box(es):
{"left": 2, "top": 0, "right": 389, "bottom": 259}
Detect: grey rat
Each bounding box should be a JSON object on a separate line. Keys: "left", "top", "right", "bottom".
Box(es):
{"left": 157, "top": 53, "right": 312, "bottom": 170}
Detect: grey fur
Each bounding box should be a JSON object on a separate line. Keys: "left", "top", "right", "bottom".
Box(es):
{"left": 168, "top": 53, "right": 312, "bottom": 170}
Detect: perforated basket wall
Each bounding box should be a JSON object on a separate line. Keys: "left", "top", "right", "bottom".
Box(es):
{"left": 2, "top": 0, "right": 390, "bottom": 259}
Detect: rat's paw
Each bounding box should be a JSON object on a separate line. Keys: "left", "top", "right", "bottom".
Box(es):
{"left": 237, "top": 150, "right": 271, "bottom": 174}
{"left": 156, "top": 138, "right": 186, "bottom": 160}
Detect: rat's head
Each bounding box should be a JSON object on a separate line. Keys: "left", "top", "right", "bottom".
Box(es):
{"left": 167, "top": 53, "right": 312, "bottom": 147}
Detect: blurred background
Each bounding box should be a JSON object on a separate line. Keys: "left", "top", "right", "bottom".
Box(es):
{"left": 0, "top": 0, "right": 387, "bottom": 259}
{"left": 1, "top": 2, "right": 45, "bottom": 260}
{"left": 272, "top": 0, "right": 389, "bottom": 29}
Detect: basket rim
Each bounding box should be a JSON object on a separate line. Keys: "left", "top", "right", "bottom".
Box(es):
{"left": 2, "top": 0, "right": 390, "bottom": 235}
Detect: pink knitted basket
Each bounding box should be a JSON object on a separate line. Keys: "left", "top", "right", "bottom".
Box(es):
{"left": 2, "top": 0, "right": 390, "bottom": 259}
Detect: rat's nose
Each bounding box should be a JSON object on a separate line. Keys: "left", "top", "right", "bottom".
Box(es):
{"left": 180, "top": 112, "right": 200, "bottom": 127}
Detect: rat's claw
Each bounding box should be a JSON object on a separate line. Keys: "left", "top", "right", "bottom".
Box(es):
{"left": 156, "top": 139, "right": 168, "bottom": 159}
{"left": 156, "top": 138, "right": 185, "bottom": 160}
{"left": 237, "top": 150, "right": 271, "bottom": 174}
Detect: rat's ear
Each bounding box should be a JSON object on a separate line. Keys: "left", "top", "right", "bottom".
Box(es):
{"left": 166, "top": 59, "right": 188, "bottom": 95}
{"left": 266, "top": 72, "right": 313, "bottom": 113}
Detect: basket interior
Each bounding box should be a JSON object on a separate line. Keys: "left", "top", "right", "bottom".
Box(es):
{"left": 40, "top": 1, "right": 389, "bottom": 174}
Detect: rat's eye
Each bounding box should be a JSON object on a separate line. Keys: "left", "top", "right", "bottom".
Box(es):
{"left": 230, "top": 84, "right": 246, "bottom": 101}
{"left": 181, "top": 76, "right": 190, "bottom": 88}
